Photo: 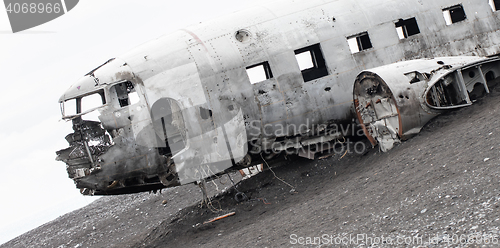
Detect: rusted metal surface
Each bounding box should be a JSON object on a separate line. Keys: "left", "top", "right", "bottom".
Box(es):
{"left": 56, "top": 0, "right": 500, "bottom": 195}
{"left": 354, "top": 57, "right": 500, "bottom": 151}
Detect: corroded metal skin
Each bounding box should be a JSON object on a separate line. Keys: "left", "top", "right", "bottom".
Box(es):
{"left": 354, "top": 57, "right": 500, "bottom": 151}
{"left": 56, "top": 0, "right": 500, "bottom": 195}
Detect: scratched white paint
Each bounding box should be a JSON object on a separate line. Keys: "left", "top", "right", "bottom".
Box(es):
{"left": 0, "top": 0, "right": 270, "bottom": 245}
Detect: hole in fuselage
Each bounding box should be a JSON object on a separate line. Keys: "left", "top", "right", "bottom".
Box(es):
{"left": 200, "top": 107, "right": 213, "bottom": 120}
{"left": 485, "top": 71, "right": 499, "bottom": 89}
{"left": 427, "top": 77, "right": 468, "bottom": 107}
{"left": 486, "top": 71, "right": 495, "bottom": 81}
{"left": 469, "top": 83, "right": 487, "bottom": 101}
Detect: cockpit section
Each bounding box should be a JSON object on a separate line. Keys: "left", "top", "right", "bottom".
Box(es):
{"left": 56, "top": 58, "right": 182, "bottom": 196}
{"left": 56, "top": 51, "right": 251, "bottom": 196}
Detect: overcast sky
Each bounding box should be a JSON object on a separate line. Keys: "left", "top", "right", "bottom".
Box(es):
{"left": 0, "top": 0, "right": 270, "bottom": 244}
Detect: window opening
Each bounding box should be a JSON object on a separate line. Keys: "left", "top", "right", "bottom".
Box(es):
{"left": 294, "top": 43, "right": 329, "bottom": 82}
{"left": 81, "top": 92, "right": 105, "bottom": 121}
{"left": 405, "top": 71, "right": 429, "bottom": 84}
{"left": 246, "top": 62, "right": 273, "bottom": 84}
{"left": 490, "top": 0, "right": 500, "bottom": 11}
{"left": 395, "top": 18, "right": 420, "bottom": 39}
{"left": 112, "top": 81, "right": 140, "bottom": 108}
{"left": 61, "top": 90, "right": 105, "bottom": 117}
{"left": 443, "top": 5, "right": 467, "bottom": 25}
{"left": 63, "top": 99, "right": 77, "bottom": 116}
{"left": 347, "top": 32, "right": 373, "bottom": 54}
{"left": 129, "top": 92, "right": 140, "bottom": 105}
{"left": 81, "top": 93, "right": 105, "bottom": 113}
{"left": 295, "top": 51, "right": 315, "bottom": 70}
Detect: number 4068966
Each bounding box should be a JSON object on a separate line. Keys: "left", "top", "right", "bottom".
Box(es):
{"left": 5, "top": 2, "right": 62, "bottom": 14}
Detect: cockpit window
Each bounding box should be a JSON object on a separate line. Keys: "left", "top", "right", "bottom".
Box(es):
{"left": 62, "top": 98, "right": 78, "bottom": 116}
{"left": 110, "top": 81, "right": 140, "bottom": 108}
{"left": 81, "top": 93, "right": 105, "bottom": 113}
{"left": 61, "top": 90, "right": 106, "bottom": 117}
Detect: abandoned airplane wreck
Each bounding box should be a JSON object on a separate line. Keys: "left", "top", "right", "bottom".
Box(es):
{"left": 56, "top": 0, "right": 500, "bottom": 195}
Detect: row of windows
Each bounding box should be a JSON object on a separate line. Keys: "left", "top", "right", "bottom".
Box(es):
{"left": 246, "top": 1, "right": 500, "bottom": 84}
{"left": 62, "top": 81, "right": 140, "bottom": 116}
{"left": 247, "top": 43, "right": 328, "bottom": 84}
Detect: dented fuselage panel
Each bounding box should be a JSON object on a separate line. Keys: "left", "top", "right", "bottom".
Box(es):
{"left": 56, "top": 0, "right": 500, "bottom": 195}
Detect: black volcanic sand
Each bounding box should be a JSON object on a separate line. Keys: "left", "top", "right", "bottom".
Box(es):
{"left": 4, "top": 83, "right": 500, "bottom": 248}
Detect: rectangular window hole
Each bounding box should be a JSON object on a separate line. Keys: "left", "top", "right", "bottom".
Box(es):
{"left": 295, "top": 51, "right": 315, "bottom": 70}
{"left": 112, "top": 81, "right": 139, "bottom": 108}
{"left": 246, "top": 61, "right": 273, "bottom": 84}
{"left": 294, "top": 43, "right": 329, "bottom": 82}
{"left": 490, "top": 0, "right": 500, "bottom": 11}
{"left": 129, "top": 92, "right": 140, "bottom": 105}
{"left": 63, "top": 99, "right": 77, "bottom": 116}
{"left": 395, "top": 17, "right": 420, "bottom": 39}
{"left": 405, "top": 71, "right": 429, "bottom": 84}
{"left": 347, "top": 32, "right": 372, "bottom": 54}
{"left": 81, "top": 92, "right": 105, "bottom": 113}
{"left": 443, "top": 5, "right": 467, "bottom": 25}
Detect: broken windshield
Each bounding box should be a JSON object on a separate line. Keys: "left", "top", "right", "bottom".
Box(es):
{"left": 61, "top": 90, "right": 106, "bottom": 118}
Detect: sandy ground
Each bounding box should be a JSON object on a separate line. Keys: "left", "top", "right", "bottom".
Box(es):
{"left": 3, "top": 84, "right": 500, "bottom": 248}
